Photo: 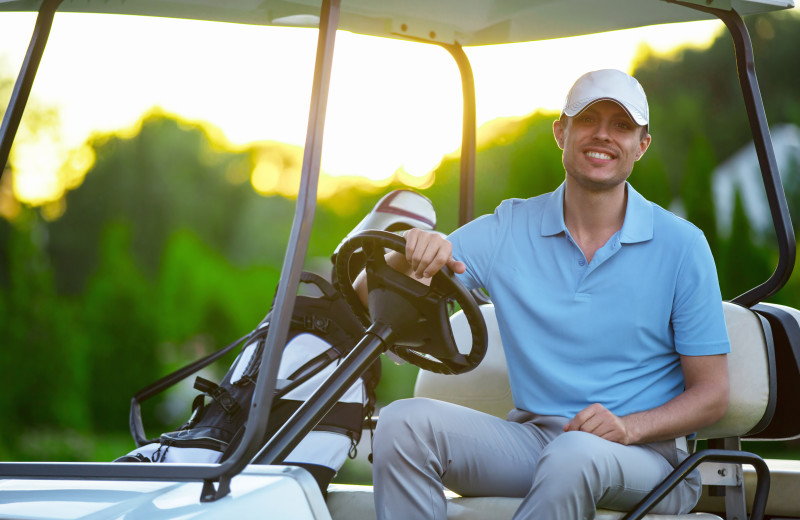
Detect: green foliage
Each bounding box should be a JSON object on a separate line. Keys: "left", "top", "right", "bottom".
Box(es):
{"left": 156, "top": 229, "right": 280, "bottom": 343}
{"left": 634, "top": 11, "right": 800, "bottom": 227}
{"left": 423, "top": 114, "right": 564, "bottom": 233}
{"left": 79, "top": 222, "right": 160, "bottom": 431}
{"left": 47, "top": 114, "right": 259, "bottom": 293}
{"left": 717, "top": 191, "right": 775, "bottom": 301}
{"left": 680, "top": 135, "right": 719, "bottom": 252}
{"left": 0, "top": 212, "right": 91, "bottom": 451}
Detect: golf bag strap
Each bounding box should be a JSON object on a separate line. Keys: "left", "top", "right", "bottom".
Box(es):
{"left": 274, "top": 346, "right": 342, "bottom": 400}
{"left": 194, "top": 376, "right": 241, "bottom": 417}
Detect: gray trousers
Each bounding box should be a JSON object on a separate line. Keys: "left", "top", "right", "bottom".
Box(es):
{"left": 373, "top": 398, "right": 701, "bottom": 520}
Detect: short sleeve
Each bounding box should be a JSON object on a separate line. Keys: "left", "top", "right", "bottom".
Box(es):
{"left": 671, "top": 231, "right": 731, "bottom": 356}
{"left": 448, "top": 200, "right": 517, "bottom": 291}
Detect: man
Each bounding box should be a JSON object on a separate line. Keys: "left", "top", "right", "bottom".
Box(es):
{"left": 366, "top": 69, "right": 730, "bottom": 519}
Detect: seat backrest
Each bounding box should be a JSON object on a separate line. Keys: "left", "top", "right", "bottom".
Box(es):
{"left": 696, "top": 303, "right": 774, "bottom": 439}
{"left": 748, "top": 302, "right": 800, "bottom": 440}
{"left": 415, "top": 302, "right": 774, "bottom": 439}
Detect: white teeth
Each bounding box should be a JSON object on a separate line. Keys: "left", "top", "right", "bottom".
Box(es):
{"left": 586, "top": 151, "right": 612, "bottom": 160}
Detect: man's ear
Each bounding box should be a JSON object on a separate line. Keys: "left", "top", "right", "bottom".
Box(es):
{"left": 635, "top": 132, "right": 652, "bottom": 161}
{"left": 553, "top": 119, "right": 565, "bottom": 150}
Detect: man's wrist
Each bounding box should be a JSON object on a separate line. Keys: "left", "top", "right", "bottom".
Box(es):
{"left": 620, "top": 415, "right": 640, "bottom": 445}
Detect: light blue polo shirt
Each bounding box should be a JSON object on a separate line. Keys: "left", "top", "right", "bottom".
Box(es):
{"left": 449, "top": 182, "right": 730, "bottom": 418}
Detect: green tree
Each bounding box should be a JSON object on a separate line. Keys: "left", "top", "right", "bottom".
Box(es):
{"left": 680, "top": 135, "right": 719, "bottom": 253}
{"left": 46, "top": 113, "right": 255, "bottom": 293}
{"left": 0, "top": 212, "right": 91, "bottom": 445}
{"left": 78, "top": 222, "right": 161, "bottom": 431}
{"left": 718, "top": 189, "right": 775, "bottom": 300}
{"left": 634, "top": 11, "right": 800, "bottom": 188}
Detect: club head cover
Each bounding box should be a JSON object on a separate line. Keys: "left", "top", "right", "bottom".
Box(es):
{"left": 331, "top": 189, "right": 437, "bottom": 281}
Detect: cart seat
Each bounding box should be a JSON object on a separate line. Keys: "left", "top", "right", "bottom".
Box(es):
{"left": 327, "top": 302, "right": 774, "bottom": 520}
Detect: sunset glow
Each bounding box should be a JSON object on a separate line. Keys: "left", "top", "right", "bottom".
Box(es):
{"left": 0, "top": 13, "right": 722, "bottom": 206}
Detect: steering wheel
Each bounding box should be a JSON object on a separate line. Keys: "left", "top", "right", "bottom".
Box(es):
{"left": 334, "top": 230, "right": 487, "bottom": 375}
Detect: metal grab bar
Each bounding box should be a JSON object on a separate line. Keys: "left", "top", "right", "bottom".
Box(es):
{"left": 621, "top": 449, "right": 770, "bottom": 520}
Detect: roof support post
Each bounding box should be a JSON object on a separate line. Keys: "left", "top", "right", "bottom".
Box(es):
{"left": 721, "top": 9, "right": 796, "bottom": 306}
{"left": 0, "top": 0, "right": 63, "bottom": 180}
{"left": 206, "top": 0, "right": 342, "bottom": 498}
{"left": 437, "top": 43, "right": 477, "bottom": 226}
{"left": 669, "top": 1, "right": 795, "bottom": 306}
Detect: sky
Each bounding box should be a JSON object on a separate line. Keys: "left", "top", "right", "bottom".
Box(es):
{"left": 0, "top": 12, "right": 724, "bottom": 206}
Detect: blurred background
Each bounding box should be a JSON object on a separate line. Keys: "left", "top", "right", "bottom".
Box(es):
{"left": 1, "top": 8, "right": 799, "bottom": 483}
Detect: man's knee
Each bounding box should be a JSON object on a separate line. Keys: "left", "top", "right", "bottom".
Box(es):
{"left": 375, "top": 398, "right": 442, "bottom": 434}
{"left": 373, "top": 398, "right": 442, "bottom": 463}
{"left": 534, "top": 431, "right": 611, "bottom": 487}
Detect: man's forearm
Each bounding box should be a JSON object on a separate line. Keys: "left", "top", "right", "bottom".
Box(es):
{"left": 624, "top": 353, "right": 729, "bottom": 444}
{"left": 622, "top": 379, "right": 728, "bottom": 444}
{"left": 565, "top": 354, "right": 728, "bottom": 445}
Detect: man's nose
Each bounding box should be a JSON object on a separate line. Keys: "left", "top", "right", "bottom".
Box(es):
{"left": 592, "top": 121, "right": 612, "bottom": 141}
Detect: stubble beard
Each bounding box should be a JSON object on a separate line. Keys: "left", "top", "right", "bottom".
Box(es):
{"left": 564, "top": 158, "right": 632, "bottom": 194}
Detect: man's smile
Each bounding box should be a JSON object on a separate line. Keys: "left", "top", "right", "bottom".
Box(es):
{"left": 584, "top": 150, "right": 614, "bottom": 161}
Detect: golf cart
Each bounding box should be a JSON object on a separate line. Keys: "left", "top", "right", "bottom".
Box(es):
{"left": 1, "top": 0, "right": 800, "bottom": 519}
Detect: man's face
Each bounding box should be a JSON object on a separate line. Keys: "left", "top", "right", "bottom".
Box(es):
{"left": 553, "top": 100, "right": 651, "bottom": 193}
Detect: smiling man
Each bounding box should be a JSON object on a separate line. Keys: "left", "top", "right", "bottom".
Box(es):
{"left": 370, "top": 69, "right": 731, "bottom": 519}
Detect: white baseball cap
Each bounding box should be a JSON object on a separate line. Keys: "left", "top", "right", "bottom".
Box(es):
{"left": 561, "top": 69, "right": 649, "bottom": 127}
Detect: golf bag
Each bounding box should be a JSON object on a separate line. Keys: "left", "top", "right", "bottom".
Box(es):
{"left": 118, "top": 189, "right": 437, "bottom": 492}
{"left": 117, "top": 271, "right": 378, "bottom": 492}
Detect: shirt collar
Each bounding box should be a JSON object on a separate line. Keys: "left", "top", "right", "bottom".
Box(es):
{"left": 540, "top": 183, "right": 568, "bottom": 237}
{"left": 540, "top": 182, "right": 653, "bottom": 244}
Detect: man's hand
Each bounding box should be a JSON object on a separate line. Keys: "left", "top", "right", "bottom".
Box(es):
{"left": 403, "top": 228, "right": 466, "bottom": 279}
{"left": 354, "top": 228, "right": 466, "bottom": 308}
{"left": 564, "top": 403, "right": 632, "bottom": 445}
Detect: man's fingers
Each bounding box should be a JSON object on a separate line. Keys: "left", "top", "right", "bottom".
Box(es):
{"left": 410, "top": 238, "right": 434, "bottom": 277}
{"left": 448, "top": 259, "right": 467, "bottom": 274}
{"left": 402, "top": 229, "right": 464, "bottom": 278}
{"left": 565, "top": 403, "right": 605, "bottom": 432}
{"left": 422, "top": 248, "right": 453, "bottom": 278}
{"left": 404, "top": 228, "right": 431, "bottom": 276}
{"left": 404, "top": 229, "right": 420, "bottom": 268}
{"left": 579, "top": 415, "right": 603, "bottom": 434}
{"left": 403, "top": 229, "right": 456, "bottom": 279}
{"left": 565, "top": 408, "right": 593, "bottom": 432}
{"left": 565, "top": 404, "right": 630, "bottom": 444}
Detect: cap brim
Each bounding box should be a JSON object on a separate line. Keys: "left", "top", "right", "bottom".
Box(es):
{"left": 563, "top": 97, "right": 648, "bottom": 127}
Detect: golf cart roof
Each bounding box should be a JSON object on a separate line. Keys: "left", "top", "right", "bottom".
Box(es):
{"left": 0, "top": 0, "right": 794, "bottom": 45}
